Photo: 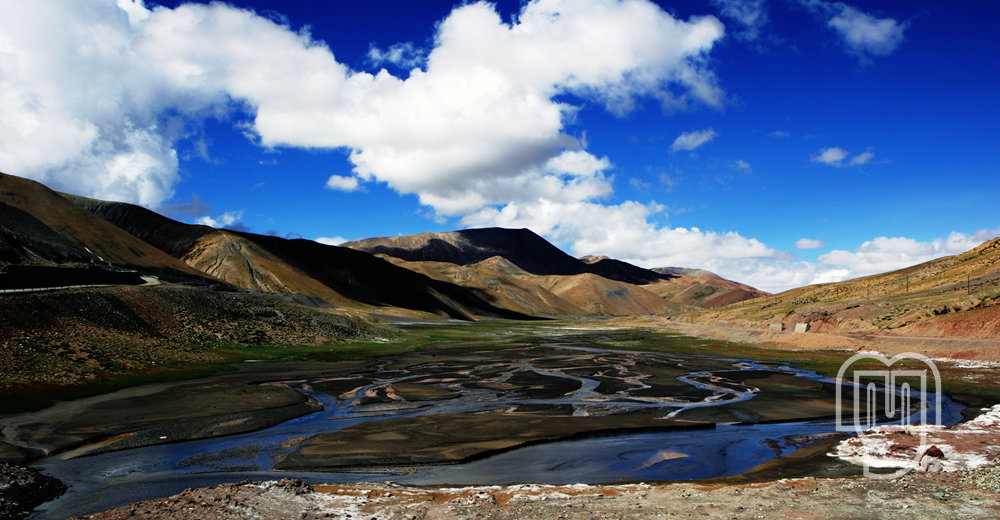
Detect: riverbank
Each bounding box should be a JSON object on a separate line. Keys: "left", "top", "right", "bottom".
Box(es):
{"left": 75, "top": 471, "right": 1000, "bottom": 520}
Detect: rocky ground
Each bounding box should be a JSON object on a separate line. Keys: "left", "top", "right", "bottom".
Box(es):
{"left": 0, "top": 284, "right": 390, "bottom": 391}
{"left": 0, "top": 463, "right": 65, "bottom": 519}
{"left": 73, "top": 471, "right": 1000, "bottom": 520}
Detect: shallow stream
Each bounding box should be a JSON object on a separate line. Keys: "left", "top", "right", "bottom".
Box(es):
{"left": 25, "top": 329, "right": 964, "bottom": 518}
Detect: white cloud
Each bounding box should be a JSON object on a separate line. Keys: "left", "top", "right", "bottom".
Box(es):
{"left": 0, "top": 0, "right": 186, "bottom": 206}
{"left": 828, "top": 5, "right": 906, "bottom": 57}
{"left": 802, "top": 1, "right": 906, "bottom": 59}
{"left": 670, "top": 129, "right": 718, "bottom": 152}
{"left": 463, "top": 197, "right": 1000, "bottom": 293}
{"left": 768, "top": 130, "right": 790, "bottom": 138}
{"left": 0, "top": 0, "right": 724, "bottom": 212}
{"left": 366, "top": 42, "right": 425, "bottom": 69}
{"left": 315, "top": 236, "right": 347, "bottom": 246}
{"left": 711, "top": 0, "right": 767, "bottom": 41}
{"left": 848, "top": 150, "right": 874, "bottom": 166}
{"left": 459, "top": 198, "right": 845, "bottom": 293}
{"left": 325, "top": 174, "right": 362, "bottom": 192}
{"left": 811, "top": 147, "right": 849, "bottom": 166}
{"left": 811, "top": 147, "right": 874, "bottom": 167}
{"left": 196, "top": 210, "right": 243, "bottom": 229}
{"left": 795, "top": 237, "right": 825, "bottom": 249}
{"left": 734, "top": 159, "right": 751, "bottom": 171}
{"left": 818, "top": 229, "right": 1000, "bottom": 277}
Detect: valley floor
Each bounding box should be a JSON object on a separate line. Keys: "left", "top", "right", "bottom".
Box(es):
{"left": 8, "top": 320, "right": 1000, "bottom": 519}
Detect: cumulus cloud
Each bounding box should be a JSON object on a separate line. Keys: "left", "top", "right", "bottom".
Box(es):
{"left": 463, "top": 196, "right": 1000, "bottom": 292}
{"left": 811, "top": 147, "right": 873, "bottom": 167}
{"left": 670, "top": 129, "right": 718, "bottom": 152}
{"left": 0, "top": 0, "right": 187, "bottom": 206}
{"left": 818, "top": 229, "right": 1000, "bottom": 277}
{"left": 325, "top": 174, "right": 362, "bottom": 192}
{"left": 711, "top": 0, "right": 767, "bottom": 41}
{"left": 459, "top": 198, "right": 846, "bottom": 293}
{"left": 795, "top": 238, "right": 825, "bottom": 249}
{"left": 801, "top": 1, "right": 906, "bottom": 60}
{"left": 0, "top": 0, "right": 725, "bottom": 212}
{"left": 196, "top": 210, "right": 244, "bottom": 229}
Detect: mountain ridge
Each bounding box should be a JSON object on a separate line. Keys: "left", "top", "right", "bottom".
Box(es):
{"left": 66, "top": 195, "right": 537, "bottom": 321}
{"left": 343, "top": 228, "right": 675, "bottom": 285}
{"left": 345, "top": 228, "right": 765, "bottom": 311}
{"left": 679, "top": 237, "right": 1000, "bottom": 338}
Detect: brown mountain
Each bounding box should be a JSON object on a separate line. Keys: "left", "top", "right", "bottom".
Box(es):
{"left": 67, "top": 195, "right": 537, "bottom": 321}
{"left": 644, "top": 267, "right": 768, "bottom": 310}
{"left": 347, "top": 229, "right": 764, "bottom": 313}
{"left": 0, "top": 172, "right": 212, "bottom": 283}
{"left": 378, "top": 254, "right": 671, "bottom": 317}
{"left": 680, "top": 238, "right": 1000, "bottom": 338}
{"left": 343, "top": 228, "right": 674, "bottom": 285}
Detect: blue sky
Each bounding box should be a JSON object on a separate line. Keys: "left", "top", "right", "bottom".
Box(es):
{"left": 1, "top": 0, "right": 998, "bottom": 291}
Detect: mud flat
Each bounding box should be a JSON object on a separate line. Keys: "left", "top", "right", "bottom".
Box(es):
{"left": 277, "top": 414, "right": 713, "bottom": 470}
{"left": 0, "top": 361, "right": 369, "bottom": 461}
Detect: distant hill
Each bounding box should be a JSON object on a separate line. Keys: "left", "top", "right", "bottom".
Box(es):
{"left": 343, "top": 228, "right": 674, "bottom": 285}
{"left": 378, "top": 254, "right": 671, "bottom": 317}
{"left": 0, "top": 172, "right": 763, "bottom": 319}
{"left": 67, "top": 196, "right": 536, "bottom": 321}
{"left": 346, "top": 229, "right": 765, "bottom": 314}
{"left": 645, "top": 267, "right": 768, "bottom": 310}
{"left": 680, "top": 238, "right": 1000, "bottom": 339}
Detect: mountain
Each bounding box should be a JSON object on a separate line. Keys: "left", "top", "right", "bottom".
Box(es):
{"left": 680, "top": 238, "right": 1000, "bottom": 339}
{"left": 377, "top": 254, "right": 671, "bottom": 317}
{"left": 0, "top": 172, "right": 762, "bottom": 319}
{"left": 346, "top": 229, "right": 765, "bottom": 313}
{"left": 0, "top": 172, "right": 212, "bottom": 283}
{"left": 343, "top": 228, "right": 674, "bottom": 285}
{"left": 644, "top": 267, "right": 768, "bottom": 310}
{"left": 66, "top": 196, "right": 537, "bottom": 321}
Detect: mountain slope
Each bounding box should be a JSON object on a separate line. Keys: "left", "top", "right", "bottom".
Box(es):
{"left": 69, "top": 195, "right": 536, "bottom": 320}
{"left": 644, "top": 267, "right": 767, "bottom": 310}
{"left": 680, "top": 238, "right": 1000, "bottom": 338}
{"left": 346, "top": 228, "right": 766, "bottom": 311}
{"left": 65, "top": 194, "right": 348, "bottom": 303}
{"left": 0, "top": 172, "right": 213, "bottom": 282}
{"left": 343, "top": 228, "right": 674, "bottom": 285}
{"left": 378, "top": 254, "right": 672, "bottom": 316}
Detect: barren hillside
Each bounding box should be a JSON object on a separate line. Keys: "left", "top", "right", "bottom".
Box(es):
{"left": 678, "top": 238, "right": 1000, "bottom": 339}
